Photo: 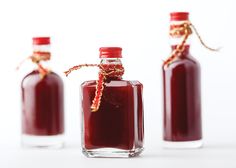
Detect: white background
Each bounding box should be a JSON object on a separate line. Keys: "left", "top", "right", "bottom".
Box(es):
{"left": 0, "top": 0, "right": 235, "bottom": 167}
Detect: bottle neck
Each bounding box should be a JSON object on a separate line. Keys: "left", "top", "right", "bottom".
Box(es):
{"left": 33, "top": 44, "right": 51, "bottom": 52}
{"left": 100, "top": 58, "right": 122, "bottom": 65}
{"left": 171, "top": 45, "right": 190, "bottom": 57}
{"left": 32, "top": 44, "right": 51, "bottom": 70}
{"left": 100, "top": 58, "right": 123, "bottom": 81}
{"left": 170, "top": 20, "right": 191, "bottom": 57}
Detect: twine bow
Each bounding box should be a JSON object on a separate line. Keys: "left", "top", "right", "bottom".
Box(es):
{"left": 64, "top": 63, "right": 125, "bottom": 112}
{"left": 164, "top": 21, "right": 219, "bottom": 66}
{"left": 17, "top": 51, "right": 51, "bottom": 78}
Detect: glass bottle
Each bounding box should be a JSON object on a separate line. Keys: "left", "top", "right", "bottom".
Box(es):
{"left": 162, "top": 12, "right": 202, "bottom": 148}
{"left": 21, "top": 37, "right": 64, "bottom": 148}
{"left": 81, "top": 47, "right": 144, "bottom": 157}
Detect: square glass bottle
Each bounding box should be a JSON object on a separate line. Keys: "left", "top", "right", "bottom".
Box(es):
{"left": 80, "top": 47, "right": 144, "bottom": 157}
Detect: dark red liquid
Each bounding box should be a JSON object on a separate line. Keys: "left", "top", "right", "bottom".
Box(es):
{"left": 21, "top": 70, "right": 64, "bottom": 135}
{"left": 82, "top": 79, "right": 144, "bottom": 150}
{"left": 163, "top": 45, "right": 202, "bottom": 141}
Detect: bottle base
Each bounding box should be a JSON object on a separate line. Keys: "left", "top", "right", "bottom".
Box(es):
{"left": 21, "top": 134, "right": 64, "bottom": 149}
{"left": 82, "top": 147, "right": 144, "bottom": 158}
{"left": 163, "top": 139, "right": 203, "bottom": 149}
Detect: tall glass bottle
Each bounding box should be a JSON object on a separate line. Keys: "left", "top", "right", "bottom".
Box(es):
{"left": 81, "top": 47, "right": 144, "bottom": 157}
{"left": 21, "top": 37, "right": 64, "bottom": 148}
{"left": 162, "top": 12, "right": 202, "bottom": 148}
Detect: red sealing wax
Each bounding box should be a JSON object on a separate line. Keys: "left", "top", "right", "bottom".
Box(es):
{"left": 99, "top": 47, "right": 122, "bottom": 58}
{"left": 33, "top": 37, "right": 50, "bottom": 45}
{"left": 170, "top": 12, "right": 189, "bottom": 21}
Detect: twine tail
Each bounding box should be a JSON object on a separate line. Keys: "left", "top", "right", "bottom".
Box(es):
{"left": 91, "top": 73, "right": 105, "bottom": 112}
{"left": 190, "top": 23, "right": 220, "bottom": 51}
{"left": 16, "top": 56, "right": 31, "bottom": 70}
{"left": 64, "top": 64, "right": 99, "bottom": 77}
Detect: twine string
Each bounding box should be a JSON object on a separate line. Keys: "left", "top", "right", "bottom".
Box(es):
{"left": 17, "top": 51, "right": 51, "bottom": 78}
{"left": 164, "top": 21, "right": 219, "bottom": 66}
{"left": 64, "top": 63, "right": 124, "bottom": 112}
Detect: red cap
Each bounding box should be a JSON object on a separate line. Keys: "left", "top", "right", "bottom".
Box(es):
{"left": 99, "top": 47, "right": 122, "bottom": 58}
{"left": 33, "top": 37, "right": 50, "bottom": 45}
{"left": 170, "top": 12, "right": 189, "bottom": 21}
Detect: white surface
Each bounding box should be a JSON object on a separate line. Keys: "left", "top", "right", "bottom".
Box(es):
{"left": 21, "top": 134, "right": 64, "bottom": 148}
{"left": 0, "top": 142, "right": 236, "bottom": 168}
{"left": 163, "top": 140, "right": 203, "bottom": 149}
{"left": 0, "top": 0, "right": 236, "bottom": 167}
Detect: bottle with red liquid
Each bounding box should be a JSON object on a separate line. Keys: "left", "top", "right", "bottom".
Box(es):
{"left": 80, "top": 47, "right": 144, "bottom": 157}
{"left": 162, "top": 12, "right": 202, "bottom": 148}
{"left": 21, "top": 37, "right": 64, "bottom": 148}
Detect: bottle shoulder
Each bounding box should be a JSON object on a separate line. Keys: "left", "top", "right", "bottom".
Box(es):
{"left": 163, "top": 54, "right": 200, "bottom": 70}
{"left": 22, "top": 70, "right": 63, "bottom": 87}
